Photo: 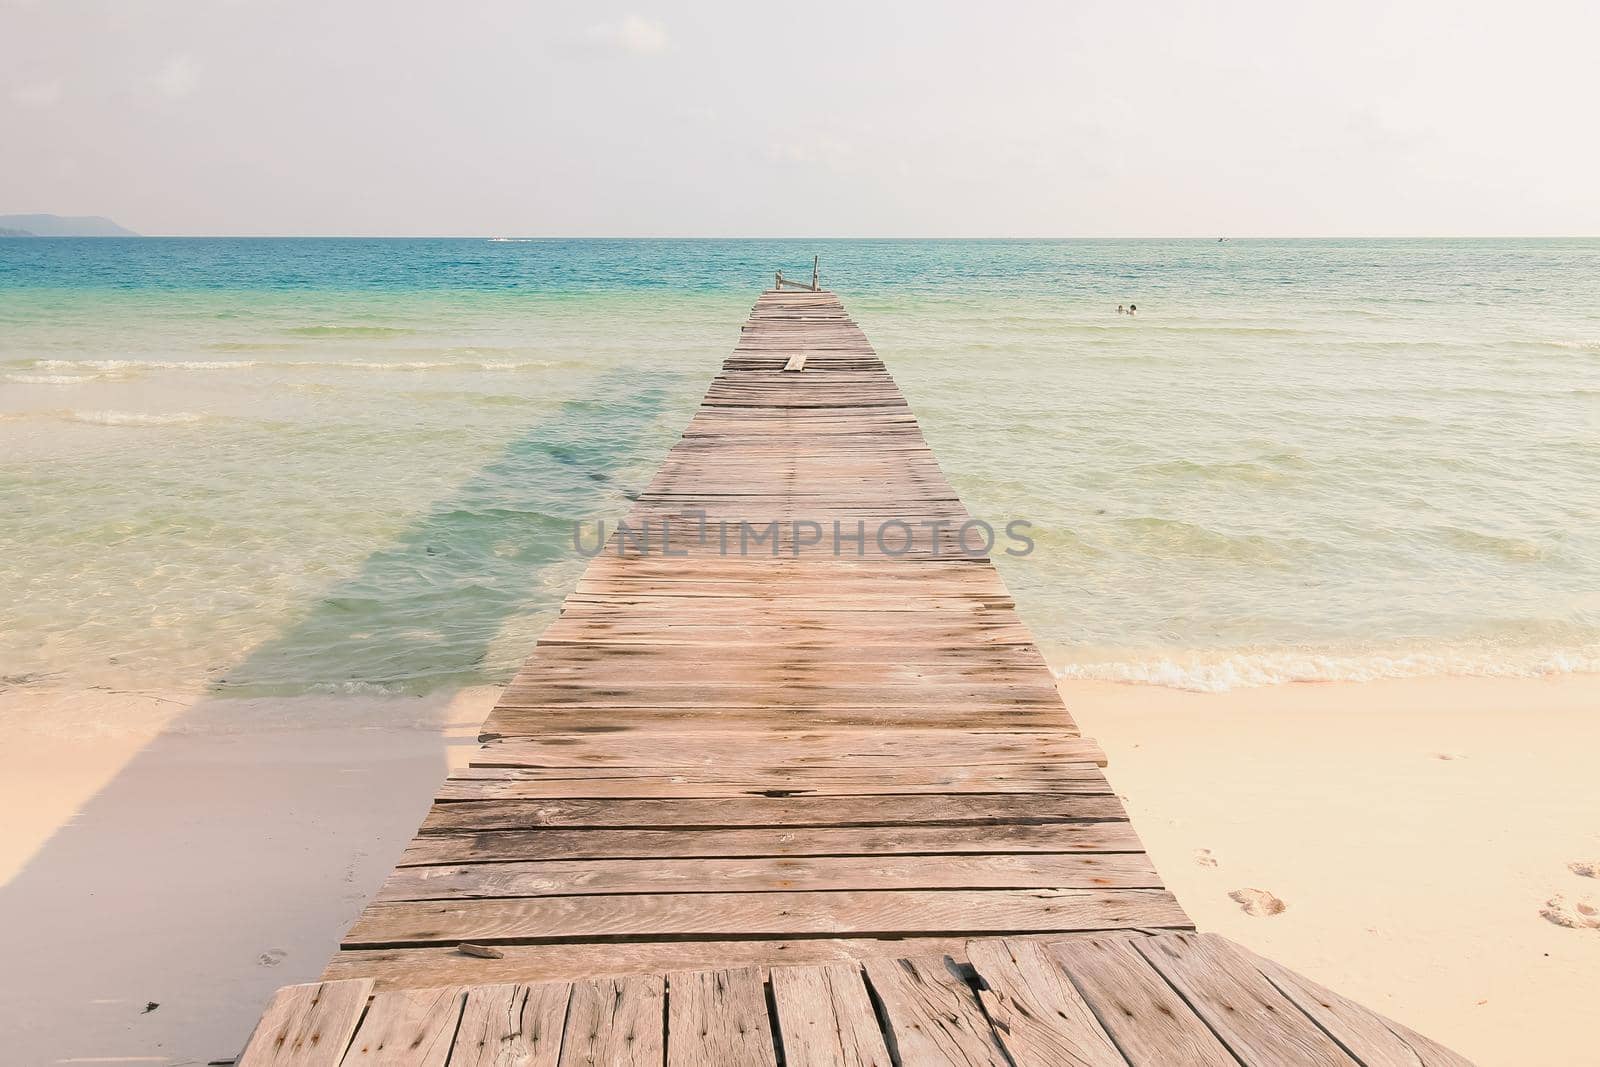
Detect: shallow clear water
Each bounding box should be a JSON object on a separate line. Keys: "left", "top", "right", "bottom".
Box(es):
{"left": 3, "top": 238, "right": 1597, "bottom": 694}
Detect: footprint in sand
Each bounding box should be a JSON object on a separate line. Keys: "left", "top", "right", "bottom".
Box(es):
{"left": 1568, "top": 861, "right": 1600, "bottom": 879}
{"left": 1229, "top": 888, "right": 1287, "bottom": 917}
{"left": 1194, "top": 848, "right": 1219, "bottom": 868}
{"left": 1540, "top": 895, "right": 1600, "bottom": 930}
{"left": 1432, "top": 752, "right": 1466, "bottom": 761}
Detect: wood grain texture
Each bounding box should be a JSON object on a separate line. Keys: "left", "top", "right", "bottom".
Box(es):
{"left": 346, "top": 889, "right": 1189, "bottom": 947}
{"left": 1135, "top": 932, "right": 1354, "bottom": 1065}
{"left": 435, "top": 764, "right": 1108, "bottom": 800}
{"left": 1237, "top": 937, "right": 1475, "bottom": 1067}
{"left": 448, "top": 982, "right": 570, "bottom": 1067}
{"left": 965, "top": 938, "right": 1126, "bottom": 1067}
{"left": 323, "top": 932, "right": 1158, "bottom": 991}
{"left": 254, "top": 932, "right": 1470, "bottom": 1066}
{"left": 417, "top": 793, "right": 1127, "bottom": 833}
{"left": 769, "top": 962, "right": 891, "bottom": 1067}
{"left": 557, "top": 975, "right": 665, "bottom": 1067}
{"left": 398, "top": 822, "right": 1145, "bottom": 866}
{"left": 469, "top": 730, "right": 1102, "bottom": 769}
{"left": 665, "top": 966, "right": 777, "bottom": 1067}
{"left": 862, "top": 955, "right": 1009, "bottom": 1066}
{"left": 236, "top": 979, "right": 372, "bottom": 1067}
{"left": 1049, "top": 937, "right": 1237, "bottom": 1067}
{"left": 376, "top": 853, "right": 1162, "bottom": 901}
{"left": 343, "top": 986, "right": 463, "bottom": 1066}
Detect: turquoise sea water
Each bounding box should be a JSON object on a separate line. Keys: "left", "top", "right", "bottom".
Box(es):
{"left": 2, "top": 239, "right": 1598, "bottom": 694}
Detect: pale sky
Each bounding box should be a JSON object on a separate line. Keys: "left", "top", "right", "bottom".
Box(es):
{"left": 3, "top": 0, "right": 1597, "bottom": 237}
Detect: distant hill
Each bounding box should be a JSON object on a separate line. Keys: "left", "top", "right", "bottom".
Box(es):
{"left": 0, "top": 214, "right": 139, "bottom": 237}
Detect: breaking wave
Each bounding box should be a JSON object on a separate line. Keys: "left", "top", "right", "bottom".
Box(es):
{"left": 3, "top": 373, "right": 97, "bottom": 385}
{"left": 65, "top": 410, "right": 208, "bottom": 426}
{"left": 27, "top": 357, "right": 565, "bottom": 373}
{"left": 36, "top": 359, "right": 260, "bottom": 371}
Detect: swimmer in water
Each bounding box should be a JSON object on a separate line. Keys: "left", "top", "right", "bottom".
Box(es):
{"left": 1116, "top": 304, "right": 1125, "bottom": 315}
{"left": 1128, "top": 303, "right": 1137, "bottom": 317}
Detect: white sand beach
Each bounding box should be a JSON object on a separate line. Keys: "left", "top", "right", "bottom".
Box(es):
{"left": 2, "top": 675, "right": 1596, "bottom": 1064}
{"left": 1066, "top": 673, "right": 1600, "bottom": 1067}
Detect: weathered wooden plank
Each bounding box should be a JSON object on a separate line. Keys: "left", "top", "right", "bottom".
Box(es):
{"left": 236, "top": 979, "right": 373, "bottom": 1067}
{"left": 435, "top": 764, "right": 1109, "bottom": 800}
{"left": 509, "top": 655, "right": 1039, "bottom": 684}
{"left": 376, "top": 853, "right": 1162, "bottom": 901}
{"left": 343, "top": 986, "right": 464, "bottom": 1065}
{"left": 324, "top": 932, "right": 1162, "bottom": 991}
{"left": 558, "top": 975, "right": 665, "bottom": 1067}
{"left": 493, "top": 681, "right": 1063, "bottom": 709}
{"left": 482, "top": 706, "right": 1067, "bottom": 737}
{"left": 301, "top": 938, "right": 1471, "bottom": 1067}
{"left": 448, "top": 982, "right": 570, "bottom": 1067}
{"left": 1135, "top": 932, "right": 1355, "bottom": 1065}
{"left": 1237, "top": 938, "right": 1475, "bottom": 1067}
{"left": 1049, "top": 938, "right": 1236, "bottom": 1067}
{"left": 861, "top": 955, "right": 1009, "bottom": 1066}
{"left": 965, "top": 938, "right": 1126, "bottom": 1067}
{"left": 469, "top": 730, "right": 1101, "bottom": 768}
{"left": 508, "top": 639, "right": 1049, "bottom": 662}
{"left": 418, "top": 793, "right": 1127, "bottom": 833}
{"left": 768, "top": 962, "right": 892, "bottom": 1067}
{"left": 528, "top": 624, "right": 1036, "bottom": 649}
{"left": 346, "top": 889, "right": 1187, "bottom": 948}
{"left": 399, "top": 821, "right": 1146, "bottom": 866}
{"left": 665, "top": 966, "right": 778, "bottom": 1066}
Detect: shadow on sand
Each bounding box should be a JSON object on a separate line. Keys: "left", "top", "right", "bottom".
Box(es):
{"left": 0, "top": 370, "right": 674, "bottom": 1064}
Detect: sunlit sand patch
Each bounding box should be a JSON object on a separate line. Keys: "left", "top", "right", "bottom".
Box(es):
{"left": 0, "top": 686, "right": 200, "bottom": 885}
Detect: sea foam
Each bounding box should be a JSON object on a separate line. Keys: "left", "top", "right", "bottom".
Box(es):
{"left": 66, "top": 410, "right": 207, "bottom": 426}
{"left": 37, "top": 359, "right": 259, "bottom": 371}
{"left": 3, "top": 373, "right": 96, "bottom": 385}
{"left": 29, "top": 357, "right": 561, "bottom": 373}
{"left": 1054, "top": 646, "right": 1600, "bottom": 692}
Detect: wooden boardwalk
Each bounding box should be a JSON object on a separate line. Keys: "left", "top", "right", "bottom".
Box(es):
{"left": 242, "top": 932, "right": 1471, "bottom": 1066}
{"left": 323, "top": 288, "right": 1183, "bottom": 990}
{"left": 237, "top": 289, "right": 1474, "bottom": 1064}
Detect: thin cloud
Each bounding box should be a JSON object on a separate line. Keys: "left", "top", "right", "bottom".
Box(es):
{"left": 155, "top": 55, "right": 201, "bottom": 99}
{"left": 768, "top": 134, "right": 857, "bottom": 173}
{"left": 586, "top": 15, "right": 669, "bottom": 55}
{"left": 10, "top": 80, "right": 61, "bottom": 106}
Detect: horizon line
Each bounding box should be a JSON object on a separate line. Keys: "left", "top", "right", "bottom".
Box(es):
{"left": 7, "top": 233, "right": 1600, "bottom": 241}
